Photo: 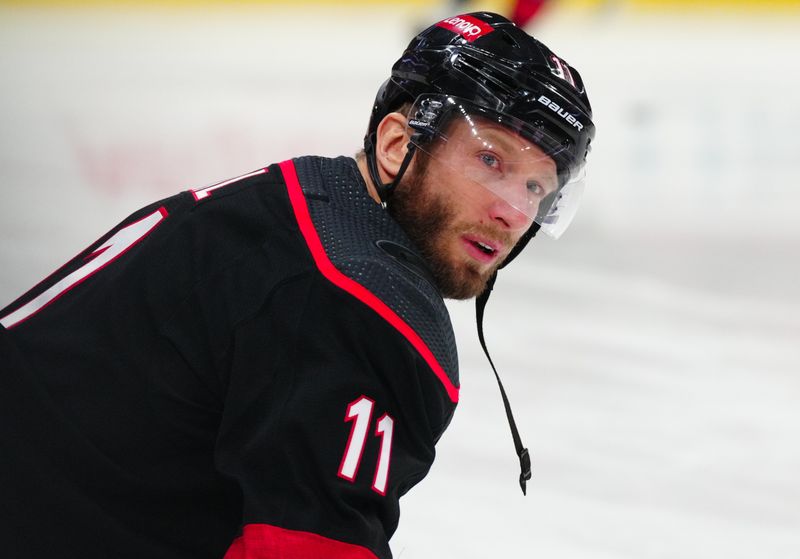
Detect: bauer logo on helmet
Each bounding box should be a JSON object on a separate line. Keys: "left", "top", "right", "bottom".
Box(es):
{"left": 537, "top": 95, "right": 584, "bottom": 131}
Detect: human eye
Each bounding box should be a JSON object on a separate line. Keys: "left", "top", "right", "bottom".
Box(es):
{"left": 478, "top": 152, "right": 501, "bottom": 171}
{"left": 526, "top": 179, "right": 545, "bottom": 197}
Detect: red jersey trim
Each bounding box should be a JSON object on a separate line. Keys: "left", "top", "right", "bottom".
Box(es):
{"left": 278, "top": 159, "right": 459, "bottom": 403}
{"left": 223, "top": 523, "right": 378, "bottom": 559}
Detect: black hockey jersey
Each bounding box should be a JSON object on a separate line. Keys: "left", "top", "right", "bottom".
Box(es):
{"left": 0, "top": 156, "right": 459, "bottom": 559}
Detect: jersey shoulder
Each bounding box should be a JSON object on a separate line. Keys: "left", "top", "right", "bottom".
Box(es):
{"left": 285, "top": 155, "right": 459, "bottom": 399}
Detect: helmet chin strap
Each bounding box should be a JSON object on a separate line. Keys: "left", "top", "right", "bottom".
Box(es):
{"left": 476, "top": 272, "right": 532, "bottom": 495}
{"left": 475, "top": 223, "right": 539, "bottom": 494}
{"left": 501, "top": 222, "right": 540, "bottom": 270}
{"left": 364, "top": 132, "right": 418, "bottom": 207}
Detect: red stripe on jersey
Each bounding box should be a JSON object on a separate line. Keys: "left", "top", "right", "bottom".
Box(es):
{"left": 224, "top": 523, "right": 378, "bottom": 559}
{"left": 278, "top": 159, "right": 459, "bottom": 403}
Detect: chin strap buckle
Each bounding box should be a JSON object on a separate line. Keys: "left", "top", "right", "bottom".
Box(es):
{"left": 519, "top": 447, "right": 532, "bottom": 495}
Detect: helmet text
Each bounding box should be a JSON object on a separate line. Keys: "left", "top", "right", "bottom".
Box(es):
{"left": 537, "top": 95, "right": 584, "bottom": 131}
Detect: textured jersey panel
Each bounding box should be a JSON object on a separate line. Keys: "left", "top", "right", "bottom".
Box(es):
{"left": 293, "top": 156, "right": 459, "bottom": 387}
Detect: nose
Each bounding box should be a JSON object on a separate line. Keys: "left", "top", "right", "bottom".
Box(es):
{"left": 488, "top": 194, "right": 533, "bottom": 233}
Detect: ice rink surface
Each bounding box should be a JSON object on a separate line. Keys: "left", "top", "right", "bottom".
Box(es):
{"left": 1, "top": 3, "right": 798, "bottom": 557}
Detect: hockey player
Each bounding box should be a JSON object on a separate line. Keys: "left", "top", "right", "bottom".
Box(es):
{"left": 0, "top": 12, "right": 594, "bottom": 559}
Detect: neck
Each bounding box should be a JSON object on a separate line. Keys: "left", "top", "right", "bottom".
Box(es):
{"left": 356, "top": 155, "right": 383, "bottom": 205}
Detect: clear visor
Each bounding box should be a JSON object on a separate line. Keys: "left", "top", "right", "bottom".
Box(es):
{"left": 407, "top": 95, "right": 587, "bottom": 239}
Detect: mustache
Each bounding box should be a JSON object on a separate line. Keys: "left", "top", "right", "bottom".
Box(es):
{"left": 458, "top": 223, "right": 515, "bottom": 251}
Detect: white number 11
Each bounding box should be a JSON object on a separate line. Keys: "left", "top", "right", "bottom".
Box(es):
{"left": 337, "top": 396, "right": 395, "bottom": 496}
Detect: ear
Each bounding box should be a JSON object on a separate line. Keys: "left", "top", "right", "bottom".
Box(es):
{"left": 374, "top": 112, "right": 411, "bottom": 184}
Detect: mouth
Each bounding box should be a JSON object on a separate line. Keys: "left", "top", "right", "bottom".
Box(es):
{"left": 462, "top": 235, "right": 503, "bottom": 264}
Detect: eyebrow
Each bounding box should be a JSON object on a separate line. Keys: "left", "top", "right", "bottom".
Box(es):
{"left": 475, "top": 124, "right": 522, "bottom": 154}
{"left": 477, "top": 124, "right": 552, "bottom": 161}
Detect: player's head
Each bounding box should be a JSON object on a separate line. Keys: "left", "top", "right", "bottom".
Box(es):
{"left": 364, "top": 12, "right": 595, "bottom": 293}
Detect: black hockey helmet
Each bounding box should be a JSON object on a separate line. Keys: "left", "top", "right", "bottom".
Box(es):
{"left": 364, "top": 11, "right": 595, "bottom": 260}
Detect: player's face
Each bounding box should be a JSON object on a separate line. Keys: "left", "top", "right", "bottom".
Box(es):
{"left": 390, "top": 121, "right": 554, "bottom": 299}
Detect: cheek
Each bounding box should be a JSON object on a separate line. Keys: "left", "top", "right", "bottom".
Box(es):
{"left": 428, "top": 175, "right": 473, "bottom": 218}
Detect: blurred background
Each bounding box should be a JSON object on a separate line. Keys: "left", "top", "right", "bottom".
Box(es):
{"left": 1, "top": 0, "right": 798, "bottom": 557}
